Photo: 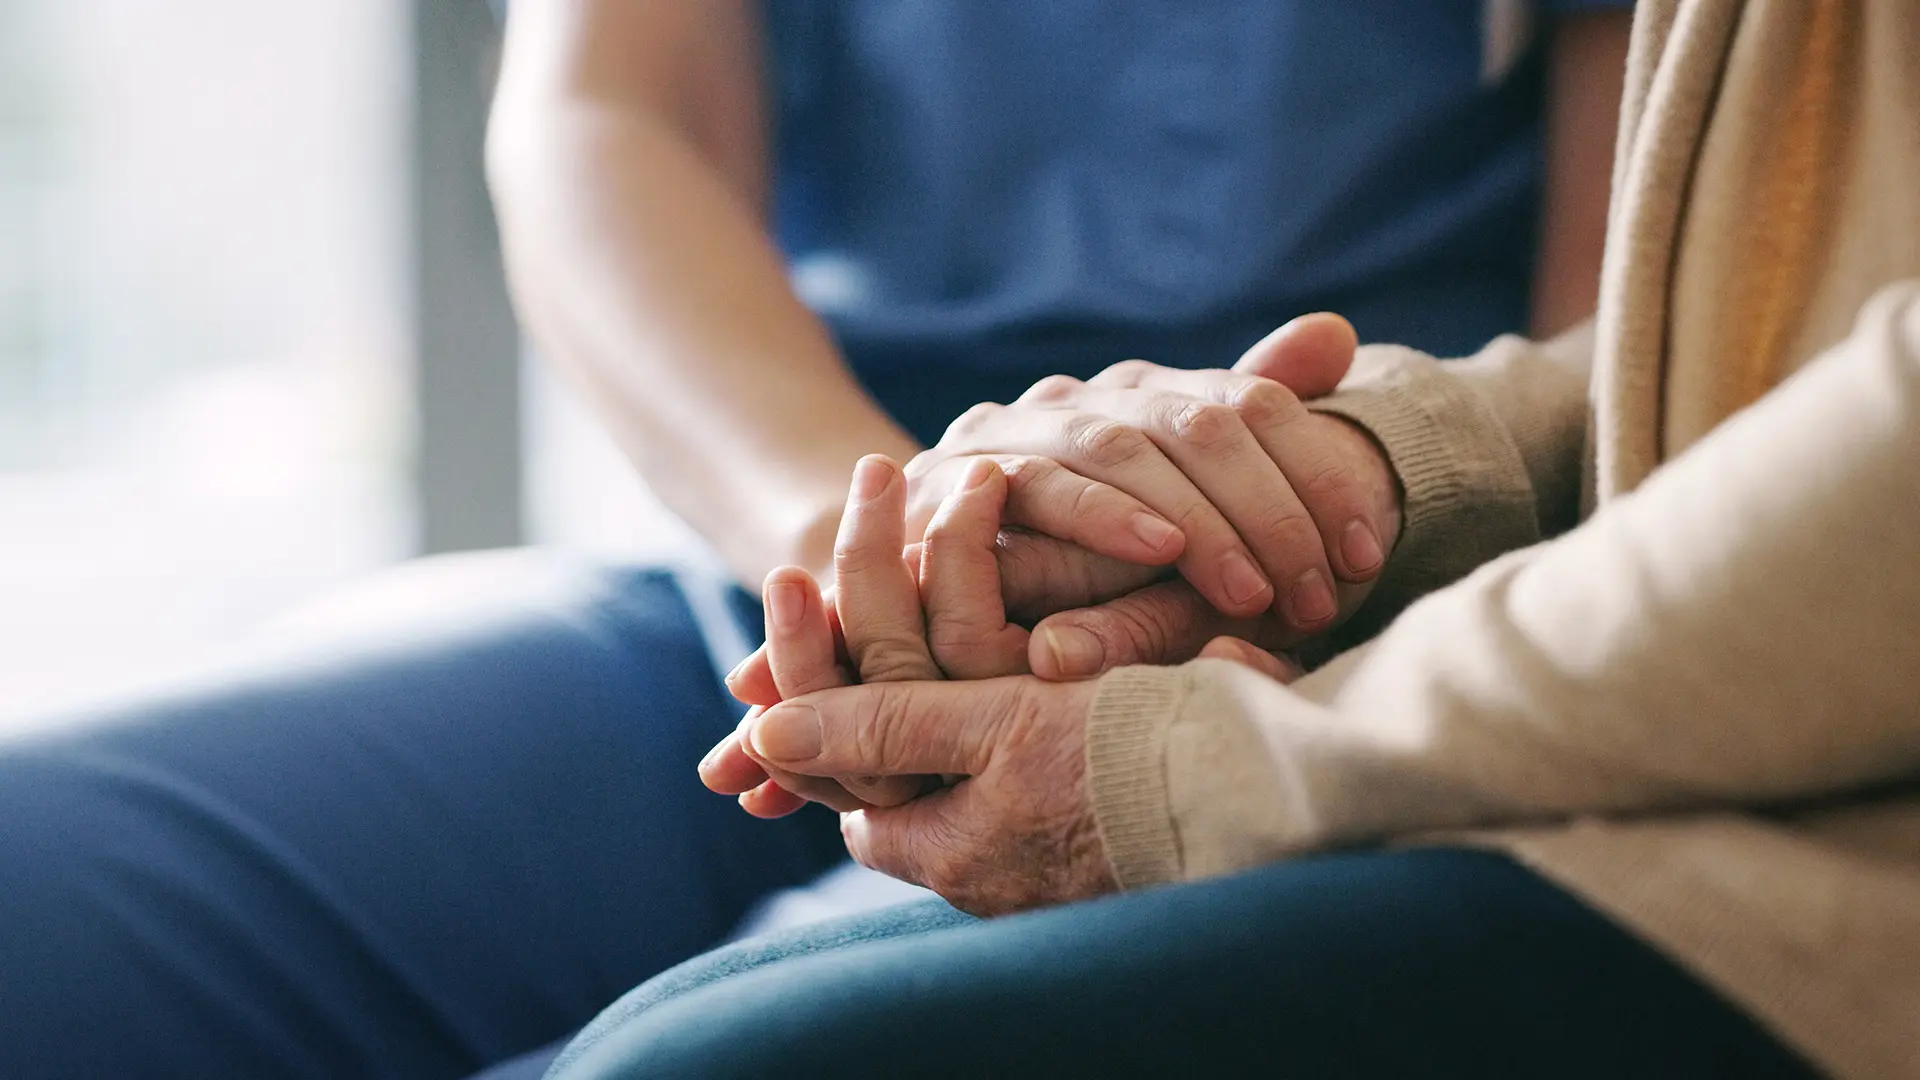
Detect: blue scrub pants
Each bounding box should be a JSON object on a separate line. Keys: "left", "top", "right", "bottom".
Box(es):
{"left": 0, "top": 554, "right": 1816, "bottom": 1079}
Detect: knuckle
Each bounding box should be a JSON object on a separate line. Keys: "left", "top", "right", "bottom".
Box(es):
{"left": 931, "top": 625, "right": 1022, "bottom": 680}
{"left": 927, "top": 628, "right": 984, "bottom": 668}
{"left": 1093, "top": 358, "right": 1158, "bottom": 386}
{"left": 919, "top": 518, "right": 972, "bottom": 556}
{"left": 1166, "top": 517, "right": 1221, "bottom": 560}
{"left": 1116, "top": 604, "right": 1179, "bottom": 662}
{"left": 997, "top": 681, "right": 1052, "bottom": 747}
{"left": 928, "top": 600, "right": 997, "bottom": 641}
{"left": 1084, "top": 604, "right": 1174, "bottom": 666}
{"left": 1065, "top": 476, "right": 1111, "bottom": 530}
{"left": 832, "top": 539, "right": 896, "bottom": 577}
{"left": 856, "top": 641, "right": 937, "bottom": 685}
{"left": 1167, "top": 498, "right": 1231, "bottom": 542}
{"left": 847, "top": 692, "right": 899, "bottom": 767}
{"left": 1019, "top": 374, "right": 1082, "bottom": 404}
{"left": 1250, "top": 510, "right": 1326, "bottom": 564}
{"left": 1108, "top": 585, "right": 1212, "bottom": 661}
{"left": 1228, "top": 378, "right": 1301, "bottom": 426}
{"left": 1167, "top": 400, "right": 1246, "bottom": 450}
{"left": 1066, "top": 417, "right": 1152, "bottom": 471}
{"left": 922, "top": 514, "right": 1000, "bottom": 569}
{"left": 1294, "top": 455, "right": 1356, "bottom": 501}
{"left": 941, "top": 402, "right": 1001, "bottom": 444}
{"left": 995, "top": 454, "right": 1056, "bottom": 496}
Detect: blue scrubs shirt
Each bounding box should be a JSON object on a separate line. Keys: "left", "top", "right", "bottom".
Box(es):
{"left": 764, "top": 0, "right": 1629, "bottom": 442}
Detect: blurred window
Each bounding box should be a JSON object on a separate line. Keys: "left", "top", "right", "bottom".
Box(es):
{"left": 0, "top": 1, "right": 411, "bottom": 716}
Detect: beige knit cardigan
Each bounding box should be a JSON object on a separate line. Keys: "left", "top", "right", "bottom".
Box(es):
{"left": 1083, "top": 2, "right": 1920, "bottom": 1076}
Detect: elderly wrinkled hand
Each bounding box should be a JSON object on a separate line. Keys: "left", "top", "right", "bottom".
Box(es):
{"left": 746, "top": 671, "right": 1111, "bottom": 916}
{"left": 736, "top": 638, "right": 1296, "bottom": 915}
{"left": 727, "top": 313, "right": 1400, "bottom": 701}
{"left": 700, "top": 454, "right": 1301, "bottom": 912}
{"left": 902, "top": 312, "right": 1398, "bottom": 642}
{"left": 701, "top": 452, "right": 1027, "bottom": 816}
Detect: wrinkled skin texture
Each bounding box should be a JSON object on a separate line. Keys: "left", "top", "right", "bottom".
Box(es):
{"left": 704, "top": 454, "right": 1298, "bottom": 915}
{"left": 702, "top": 314, "right": 1378, "bottom": 912}
{"left": 750, "top": 674, "right": 1112, "bottom": 917}
{"left": 724, "top": 311, "right": 1399, "bottom": 700}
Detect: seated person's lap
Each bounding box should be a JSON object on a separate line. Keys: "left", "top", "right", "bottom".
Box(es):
{"left": 0, "top": 551, "right": 845, "bottom": 1080}
{"left": 547, "top": 849, "right": 1819, "bottom": 1080}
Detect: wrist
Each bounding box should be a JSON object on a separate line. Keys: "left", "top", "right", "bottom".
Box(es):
{"left": 726, "top": 424, "right": 922, "bottom": 589}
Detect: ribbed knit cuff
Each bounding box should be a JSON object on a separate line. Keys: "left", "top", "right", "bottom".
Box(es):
{"left": 1308, "top": 345, "right": 1541, "bottom": 644}
{"left": 1084, "top": 665, "right": 1191, "bottom": 889}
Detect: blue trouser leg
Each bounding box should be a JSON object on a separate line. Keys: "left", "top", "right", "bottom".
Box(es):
{"left": 548, "top": 849, "right": 1822, "bottom": 1080}
{"left": 0, "top": 555, "right": 843, "bottom": 1080}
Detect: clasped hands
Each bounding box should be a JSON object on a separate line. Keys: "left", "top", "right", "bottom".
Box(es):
{"left": 699, "top": 314, "right": 1401, "bottom": 915}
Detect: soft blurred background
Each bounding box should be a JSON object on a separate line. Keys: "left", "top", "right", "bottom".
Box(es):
{"left": 0, "top": 3, "right": 682, "bottom": 724}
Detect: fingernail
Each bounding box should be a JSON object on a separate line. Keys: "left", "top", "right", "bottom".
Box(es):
{"left": 1129, "top": 513, "right": 1181, "bottom": 552}
{"left": 751, "top": 704, "right": 822, "bottom": 762}
{"left": 1220, "top": 552, "right": 1273, "bottom": 608}
{"left": 1289, "top": 569, "right": 1337, "bottom": 626}
{"left": 1040, "top": 624, "right": 1106, "bottom": 677}
{"left": 768, "top": 581, "right": 805, "bottom": 629}
{"left": 1341, "top": 520, "right": 1384, "bottom": 575}
{"left": 851, "top": 457, "right": 891, "bottom": 501}
{"left": 962, "top": 459, "right": 997, "bottom": 492}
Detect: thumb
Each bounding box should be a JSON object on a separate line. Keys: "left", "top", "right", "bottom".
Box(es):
{"left": 748, "top": 679, "right": 1016, "bottom": 776}
{"left": 1029, "top": 579, "right": 1263, "bottom": 680}
{"left": 1232, "top": 312, "right": 1357, "bottom": 399}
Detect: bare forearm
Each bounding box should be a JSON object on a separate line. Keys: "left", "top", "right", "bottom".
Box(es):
{"left": 489, "top": 105, "right": 917, "bottom": 585}
{"left": 487, "top": 0, "right": 916, "bottom": 584}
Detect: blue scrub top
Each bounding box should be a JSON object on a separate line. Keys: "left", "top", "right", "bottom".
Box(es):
{"left": 763, "top": 0, "right": 1628, "bottom": 443}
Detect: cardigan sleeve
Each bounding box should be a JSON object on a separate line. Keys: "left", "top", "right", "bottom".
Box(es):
{"left": 1305, "top": 322, "right": 1594, "bottom": 644}
{"left": 1091, "top": 283, "right": 1920, "bottom": 888}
